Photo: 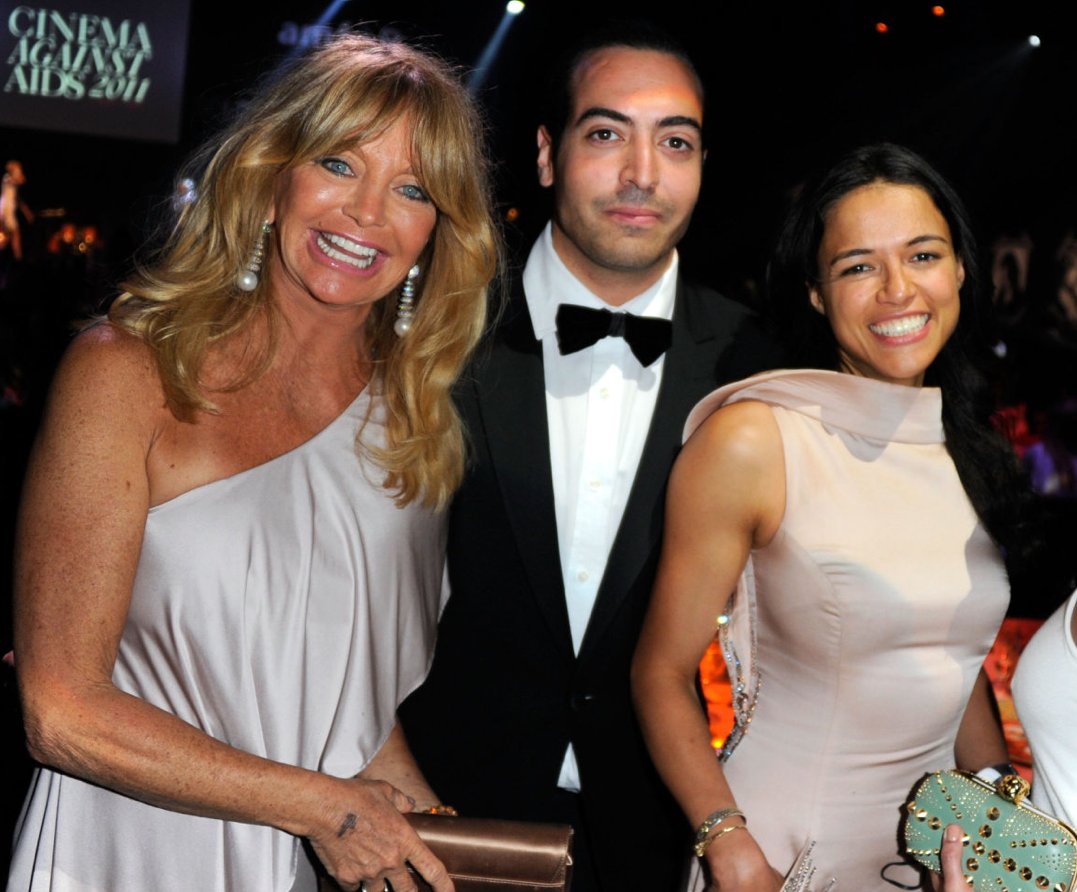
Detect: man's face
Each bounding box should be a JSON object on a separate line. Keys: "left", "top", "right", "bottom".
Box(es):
{"left": 537, "top": 47, "right": 704, "bottom": 299}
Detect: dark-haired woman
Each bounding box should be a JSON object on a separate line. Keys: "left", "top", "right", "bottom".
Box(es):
{"left": 632, "top": 143, "right": 1037, "bottom": 891}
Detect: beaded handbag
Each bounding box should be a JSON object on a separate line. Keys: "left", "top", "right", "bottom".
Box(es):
{"left": 903, "top": 769, "right": 1077, "bottom": 892}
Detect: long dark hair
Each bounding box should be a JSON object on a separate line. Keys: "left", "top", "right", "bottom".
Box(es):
{"left": 765, "top": 142, "right": 1041, "bottom": 577}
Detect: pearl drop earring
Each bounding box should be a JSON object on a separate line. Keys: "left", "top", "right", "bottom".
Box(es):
{"left": 394, "top": 264, "right": 420, "bottom": 337}
{"left": 237, "top": 221, "right": 271, "bottom": 292}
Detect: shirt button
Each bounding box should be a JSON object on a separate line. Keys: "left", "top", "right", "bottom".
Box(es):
{"left": 577, "top": 570, "right": 589, "bottom": 582}
{"left": 570, "top": 692, "right": 597, "bottom": 711}
{"left": 599, "top": 387, "right": 609, "bottom": 399}
{"left": 588, "top": 479, "right": 601, "bottom": 491}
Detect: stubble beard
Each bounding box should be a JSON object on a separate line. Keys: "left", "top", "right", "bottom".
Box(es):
{"left": 565, "top": 190, "right": 694, "bottom": 276}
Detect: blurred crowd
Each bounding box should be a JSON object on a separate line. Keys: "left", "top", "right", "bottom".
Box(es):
{"left": 987, "top": 227, "right": 1077, "bottom": 615}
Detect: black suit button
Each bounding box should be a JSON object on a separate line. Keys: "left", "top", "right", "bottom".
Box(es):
{"left": 570, "top": 692, "right": 597, "bottom": 711}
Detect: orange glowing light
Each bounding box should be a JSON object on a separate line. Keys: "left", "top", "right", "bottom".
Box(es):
{"left": 700, "top": 638, "right": 734, "bottom": 751}
{"left": 931, "top": 5, "right": 945, "bottom": 16}
{"left": 875, "top": 21, "right": 889, "bottom": 34}
{"left": 702, "top": 618, "right": 1038, "bottom": 768}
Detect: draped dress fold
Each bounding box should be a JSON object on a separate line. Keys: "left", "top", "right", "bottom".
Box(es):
{"left": 8, "top": 389, "right": 449, "bottom": 892}
{"left": 683, "top": 370, "right": 1010, "bottom": 890}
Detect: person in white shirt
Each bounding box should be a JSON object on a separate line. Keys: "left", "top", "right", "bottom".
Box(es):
{"left": 937, "top": 586, "right": 1077, "bottom": 891}
{"left": 399, "top": 19, "right": 783, "bottom": 892}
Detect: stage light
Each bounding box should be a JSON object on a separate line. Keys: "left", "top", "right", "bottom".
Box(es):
{"left": 1028, "top": 35, "right": 1041, "bottom": 47}
{"left": 468, "top": 2, "right": 526, "bottom": 94}
{"left": 875, "top": 21, "right": 889, "bottom": 34}
{"left": 931, "top": 5, "right": 945, "bottom": 16}
{"left": 321, "top": 0, "right": 351, "bottom": 23}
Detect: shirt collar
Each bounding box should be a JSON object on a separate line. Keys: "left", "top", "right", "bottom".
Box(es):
{"left": 523, "top": 222, "right": 679, "bottom": 340}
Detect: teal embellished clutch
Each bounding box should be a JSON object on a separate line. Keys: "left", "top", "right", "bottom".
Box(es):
{"left": 903, "top": 769, "right": 1077, "bottom": 892}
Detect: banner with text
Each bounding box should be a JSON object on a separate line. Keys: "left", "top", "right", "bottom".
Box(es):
{"left": 0, "top": 2, "right": 190, "bottom": 142}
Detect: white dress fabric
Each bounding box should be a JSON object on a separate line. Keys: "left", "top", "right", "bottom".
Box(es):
{"left": 8, "top": 389, "right": 449, "bottom": 892}
{"left": 1010, "top": 587, "right": 1077, "bottom": 827}
{"left": 683, "top": 369, "right": 1010, "bottom": 891}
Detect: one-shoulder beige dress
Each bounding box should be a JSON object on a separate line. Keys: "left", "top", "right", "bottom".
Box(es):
{"left": 683, "top": 369, "right": 1010, "bottom": 891}
{"left": 8, "top": 389, "right": 449, "bottom": 892}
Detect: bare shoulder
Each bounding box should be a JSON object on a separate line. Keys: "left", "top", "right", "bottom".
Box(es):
{"left": 34, "top": 322, "right": 168, "bottom": 467}
{"left": 48, "top": 323, "right": 165, "bottom": 423}
{"left": 680, "top": 399, "right": 783, "bottom": 476}
{"left": 17, "top": 324, "right": 164, "bottom": 593}
{"left": 59, "top": 321, "right": 159, "bottom": 388}
{"left": 15, "top": 324, "right": 169, "bottom": 702}
{"left": 673, "top": 399, "right": 785, "bottom": 544}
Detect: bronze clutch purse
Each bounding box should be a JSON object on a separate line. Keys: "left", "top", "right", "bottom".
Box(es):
{"left": 406, "top": 813, "right": 574, "bottom": 892}
{"left": 902, "top": 769, "right": 1077, "bottom": 892}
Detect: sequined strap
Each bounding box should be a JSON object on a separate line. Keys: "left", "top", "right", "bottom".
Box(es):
{"left": 718, "top": 556, "right": 760, "bottom": 762}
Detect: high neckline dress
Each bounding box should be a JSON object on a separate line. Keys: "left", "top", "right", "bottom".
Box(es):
{"left": 8, "top": 389, "right": 449, "bottom": 891}
{"left": 683, "top": 369, "right": 1010, "bottom": 891}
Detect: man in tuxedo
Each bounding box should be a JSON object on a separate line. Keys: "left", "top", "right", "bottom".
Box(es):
{"left": 399, "top": 22, "right": 781, "bottom": 892}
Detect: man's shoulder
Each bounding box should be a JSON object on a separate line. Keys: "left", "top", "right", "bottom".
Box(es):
{"left": 454, "top": 272, "right": 534, "bottom": 389}
{"left": 673, "top": 275, "right": 755, "bottom": 328}
{"left": 674, "top": 275, "right": 790, "bottom": 376}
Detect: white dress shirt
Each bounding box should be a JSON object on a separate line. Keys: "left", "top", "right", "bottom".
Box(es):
{"left": 522, "top": 222, "right": 678, "bottom": 791}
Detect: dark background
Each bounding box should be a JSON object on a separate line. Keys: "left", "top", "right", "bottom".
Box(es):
{"left": 3, "top": 0, "right": 1076, "bottom": 875}
{"left": 4, "top": 0, "right": 1077, "bottom": 296}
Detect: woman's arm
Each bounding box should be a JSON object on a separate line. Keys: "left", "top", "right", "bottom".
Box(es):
{"left": 953, "top": 667, "right": 1009, "bottom": 772}
{"left": 14, "top": 325, "right": 449, "bottom": 892}
{"left": 632, "top": 400, "right": 786, "bottom": 892}
{"left": 358, "top": 722, "right": 443, "bottom": 812}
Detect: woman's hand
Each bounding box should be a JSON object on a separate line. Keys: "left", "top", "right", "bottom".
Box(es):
{"left": 308, "top": 776, "right": 452, "bottom": 892}
{"left": 702, "top": 825, "right": 784, "bottom": 892}
{"left": 632, "top": 403, "right": 786, "bottom": 892}
{"left": 930, "top": 824, "right": 967, "bottom": 892}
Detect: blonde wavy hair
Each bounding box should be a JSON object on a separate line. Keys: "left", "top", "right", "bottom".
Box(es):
{"left": 111, "top": 33, "right": 501, "bottom": 509}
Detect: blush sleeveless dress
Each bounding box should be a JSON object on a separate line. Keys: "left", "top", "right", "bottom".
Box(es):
{"left": 683, "top": 369, "right": 1010, "bottom": 891}
{"left": 8, "top": 389, "right": 449, "bottom": 891}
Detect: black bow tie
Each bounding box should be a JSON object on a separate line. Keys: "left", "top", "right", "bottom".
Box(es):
{"left": 554, "top": 304, "right": 672, "bottom": 367}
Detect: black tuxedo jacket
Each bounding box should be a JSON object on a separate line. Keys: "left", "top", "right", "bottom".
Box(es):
{"left": 399, "top": 273, "right": 783, "bottom": 891}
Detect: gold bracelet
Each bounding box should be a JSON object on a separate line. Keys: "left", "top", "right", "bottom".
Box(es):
{"left": 692, "top": 807, "right": 745, "bottom": 853}
{"left": 694, "top": 822, "right": 748, "bottom": 858}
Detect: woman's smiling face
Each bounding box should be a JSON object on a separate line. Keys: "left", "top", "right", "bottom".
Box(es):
{"left": 810, "top": 181, "right": 964, "bottom": 387}
{"left": 267, "top": 117, "right": 437, "bottom": 322}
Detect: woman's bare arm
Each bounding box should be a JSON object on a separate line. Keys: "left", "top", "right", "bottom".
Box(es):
{"left": 14, "top": 325, "right": 449, "bottom": 892}
{"left": 632, "top": 400, "right": 785, "bottom": 892}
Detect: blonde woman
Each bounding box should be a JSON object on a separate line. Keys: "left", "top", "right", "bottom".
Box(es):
{"left": 9, "top": 33, "right": 499, "bottom": 892}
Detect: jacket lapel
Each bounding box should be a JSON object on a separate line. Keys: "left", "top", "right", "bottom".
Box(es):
{"left": 578, "top": 280, "right": 721, "bottom": 662}
{"left": 472, "top": 294, "right": 575, "bottom": 657}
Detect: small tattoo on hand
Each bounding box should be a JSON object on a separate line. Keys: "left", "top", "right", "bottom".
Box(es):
{"left": 337, "top": 813, "right": 357, "bottom": 838}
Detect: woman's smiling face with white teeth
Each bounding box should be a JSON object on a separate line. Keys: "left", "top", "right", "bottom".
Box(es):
{"left": 267, "top": 116, "right": 437, "bottom": 322}
{"left": 809, "top": 181, "right": 964, "bottom": 388}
